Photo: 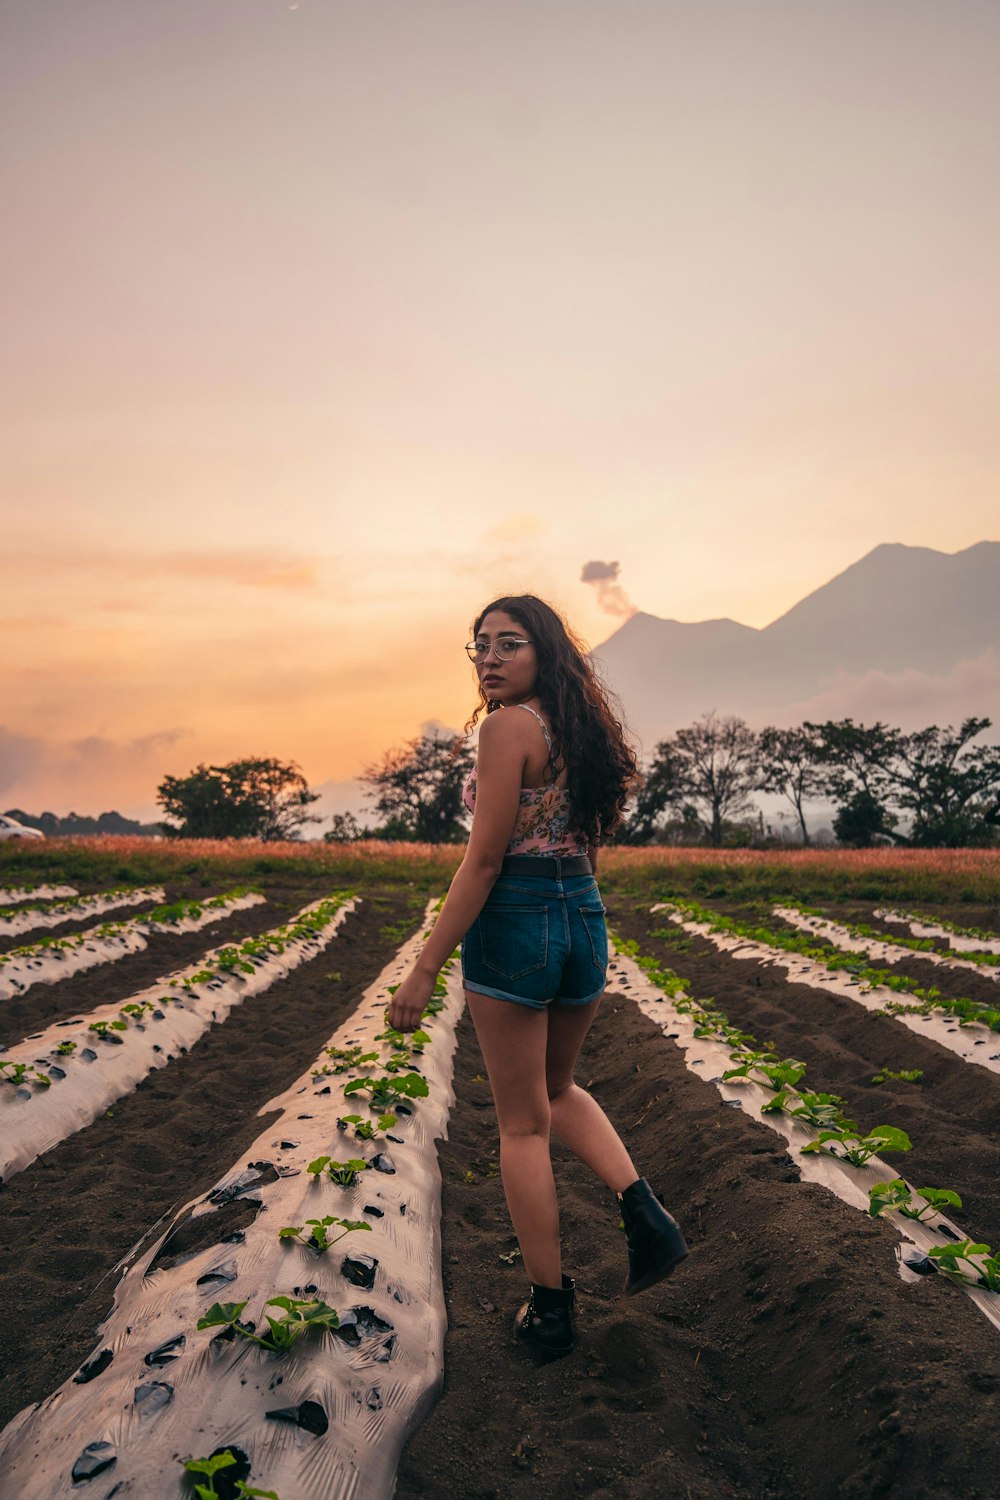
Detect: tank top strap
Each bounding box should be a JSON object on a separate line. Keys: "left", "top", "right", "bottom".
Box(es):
{"left": 515, "top": 702, "right": 554, "bottom": 756}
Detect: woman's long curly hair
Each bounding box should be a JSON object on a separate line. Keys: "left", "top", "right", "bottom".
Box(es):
{"left": 463, "top": 594, "right": 638, "bottom": 842}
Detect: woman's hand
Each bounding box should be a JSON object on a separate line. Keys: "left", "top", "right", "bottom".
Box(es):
{"left": 387, "top": 965, "right": 437, "bottom": 1032}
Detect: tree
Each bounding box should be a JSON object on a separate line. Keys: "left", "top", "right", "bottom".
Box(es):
{"left": 804, "top": 719, "right": 904, "bottom": 844}
{"left": 157, "top": 758, "right": 321, "bottom": 841}
{"left": 755, "top": 725, "right": 827, "bottom": 846}
{"left": 618, "top": 712, "right": 761, "bottom": 847}
{"left": 360, "top": 729, "right": 475, "bottom": 844}
{"left": 805, "top": 715, "right": 1000, "bottom": 847}
{"left": 832, "top": 789, "right": 900, "bottom": 848}
{"left": 674, "top": 711, "right": 761, "bottom": 847}
{"left": 614, "top": 742, "right": 691, "bottom": 844}
{"left": 888, "top": 717, "right": 1000, "bottom": 847}
{"left": 323, "top": 812, "right": 367, "bottom": 843}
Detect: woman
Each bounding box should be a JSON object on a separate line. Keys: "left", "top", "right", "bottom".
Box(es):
{"left": 388, "top": 594, "right": 687, "bottom": 1359}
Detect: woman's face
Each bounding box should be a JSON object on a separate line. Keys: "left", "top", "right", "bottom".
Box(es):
{"left": 472, "top": 609, "right": 539, "bottom": 706}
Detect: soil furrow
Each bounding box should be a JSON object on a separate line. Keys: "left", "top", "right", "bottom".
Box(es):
{"left": 396, "top": 980, "right": 1000, "bottom": 1500}
{"left": 610, "top": 900, "right": 1000, "bottom": 1246}
{"left": 727, "top": 901, "right": 1000, "bottom": 1009}
{"left": 0, "top": 893, "right": 167, "bottom": 955}
{"left": 0, "top": 883, "right": 310, "bottom": 1045}
{"left": 0, "top": 886, "right": 426, "bottom": 1432}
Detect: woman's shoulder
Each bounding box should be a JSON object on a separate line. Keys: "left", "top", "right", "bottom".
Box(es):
{"left": 477, "top": 706, "right": 540, "bottom": 748}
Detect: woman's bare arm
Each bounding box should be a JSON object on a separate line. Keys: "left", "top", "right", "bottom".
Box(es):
{"left": 387, "top": 711, "right": 533, "bottom": 1027}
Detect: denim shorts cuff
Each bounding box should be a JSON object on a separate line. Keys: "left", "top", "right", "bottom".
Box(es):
{"left": 463, "top": 980, "right": 549, "bottom": 1010}
{"left": 553, "top": 983, "right": 606, "bottom": 1007}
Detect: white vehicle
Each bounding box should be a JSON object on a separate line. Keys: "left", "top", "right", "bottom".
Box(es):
{"left": 0, "top": 814, "right": 44, "bottom": 841}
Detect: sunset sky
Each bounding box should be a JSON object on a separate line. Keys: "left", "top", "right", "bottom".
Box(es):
{"left": 3, "top": 0, "right": 999, "bottom": 823}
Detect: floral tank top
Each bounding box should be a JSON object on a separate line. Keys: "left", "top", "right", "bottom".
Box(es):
{"left": 461, "top": 704, "right": 590, "bottom": 858}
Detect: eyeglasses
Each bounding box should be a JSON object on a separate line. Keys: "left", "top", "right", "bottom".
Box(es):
{"left": 464, "top": 637, "right": 533, "bottom": 663}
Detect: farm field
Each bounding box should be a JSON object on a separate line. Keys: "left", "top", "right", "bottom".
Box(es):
{"left": 1, "top": 840, "right": 999, "bottom": 1499}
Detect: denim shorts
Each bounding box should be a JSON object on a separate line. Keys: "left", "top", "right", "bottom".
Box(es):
{"left": 461, "top": 872, "right": 609, "bottom": 1010}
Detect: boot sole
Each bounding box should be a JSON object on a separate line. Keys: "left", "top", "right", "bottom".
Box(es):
{"left": 624, "top": 1245, "right": 689, "bottom": 1295}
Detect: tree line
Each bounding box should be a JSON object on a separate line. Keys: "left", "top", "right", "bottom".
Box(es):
{"left": 155, "top": 713, "right": 1000, "bottom": 849}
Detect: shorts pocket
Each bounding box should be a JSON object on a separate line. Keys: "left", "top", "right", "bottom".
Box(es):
{"left": 478, "top": 906, "right": 548, "bottom": 980}
{"left": 579, "top": 905, "right": 608, "bottom": 974}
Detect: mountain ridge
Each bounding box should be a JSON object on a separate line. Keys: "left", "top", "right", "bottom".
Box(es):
{"left": 592, "top": 541, "right": 1000, "bottom": 752}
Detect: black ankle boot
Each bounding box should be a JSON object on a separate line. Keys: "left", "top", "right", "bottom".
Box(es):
{"left": 619, "top": 1178, "right": 689, "bottom": 1295}
{"left": 513, "top": 1273, "right": 575, "bottom": 1359}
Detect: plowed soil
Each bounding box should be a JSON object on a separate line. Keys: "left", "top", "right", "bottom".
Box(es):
{"left": 4, "top": 880, "right": 1000, "bottom": 1500}
{"left": 0, "top": 882, "right": 311, "bottom": 1046}
{"left": 0, "top": 883, "right": 425, "bottom": 1432}
{"left": 395, "top": 894, "right": 1000, "bottom": 1500}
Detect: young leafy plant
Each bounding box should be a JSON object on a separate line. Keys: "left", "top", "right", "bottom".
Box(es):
{"left": 343, "top": 1070, "right": 429, "bottom": 1112}
{"left": 926, "top": 1239, "right": 998, "bottom": 1289}
{"left": 306, "top": 1155, "right": 370, "bottom": 1187}
{"left": 88, "top": 1018, "right": 128, "bottom": 1037}
{"left": 871, "top": 1067, "right": 924, "bottom": 1085}
{"left": 339, "top": 1112, "right": 397, "bottom": 1140}
{"left": 801, "top": 1124, "right": 912, "bottom": 1168}
{"left": 197, "top": 1295, "right": 339, "bottom": 1352}
{"left": 0, "top": 1059, "right": 52, "bottom": 1088}
{"left": 183, "top": 1450, "right": 279, "bottom": 1499}
{"left": 278, "top": 1215, "right": 372, "bottom": 1253}
{"left": 787, "top": 1091, "right": 854, "bottom": 1129}
{"left": 868, "top": 1179, "right": 963, "bottom": 1220}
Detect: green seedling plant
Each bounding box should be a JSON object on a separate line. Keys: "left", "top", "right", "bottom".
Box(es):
{"left": 54, "top": 1040, "right": 77, "bottom": 1056}
{"left": 343, "top": 1070, "right": 430, "bottom": 1112}
{"left": 183, "top": 1451, "right": 279, "bottom": 1500}
{"left": 801, "top": 1124, "right": 912, "bottom": 1168}
{"left": 339, "top": 1112, "right": 397, "bottom": 1140}
{"left": 214, "top": 945, "right": 256, "bottom": 974}
{"left": 307, "top": 1155, "right": 370, "bottom": 1187}
{"left": 0, "top": 1059, "right": 52, "bottom": 1088}
{"left": 88, "top": 1018, "right": 128, "bottom": 1037}
{"left": 868, "top": 1179, "right": 963, "bottom": 1220}
{"left": 871, "top": 1067, "right": 924, "bottom": 1085}
{"left": 721, "top": 1053, "right": 806, "bottom": 1091}
{"left": 786, "top": 1091, "right": 854, "bottom": 1129}
{"left": 120, "top": 999, "right": 156, "bottom": 1021}
{"left": 197, "top": 1295, "right": 340, "bottom": 1352}
{"left": 926, "top": 1239, "right": 1000, "bottom": 1291}
{"left": 278, "top": 1215, "right": 372, "bottom": 1252}
{"left": 320, "top": 1044, "right": 380, "bottom": 1074}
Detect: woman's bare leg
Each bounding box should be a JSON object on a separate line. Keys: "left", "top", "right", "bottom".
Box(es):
{"left": 464, "top": 991, "right": 562, "bottom": 1288}
{"left": 545, "top": 995, "right": 639, "bottom": 1194}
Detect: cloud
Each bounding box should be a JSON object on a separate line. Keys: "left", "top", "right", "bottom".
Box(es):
{"left": 160, "top": 551, "right": 320, "bottom": 590}
{"left": 0, "top": 727, "right": 45, "bottom": 795}
{"left": 0, "top": 725, "right": 194, "bottom": 816}
{"left": 581, "top": 559, "right": 637, "bottom": 620}
{"left": 483, "top": 512, "right": 548, "bottom": 544}
{"left": 4, "top": 542, "right": 327, "bottom": 594}
{"left": 780, "top": 648, "right": 1000, "bottom": 737}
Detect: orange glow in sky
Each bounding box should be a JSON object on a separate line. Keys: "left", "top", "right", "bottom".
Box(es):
{"left": 3, "top": 1, "right": 999, "bottom": 820}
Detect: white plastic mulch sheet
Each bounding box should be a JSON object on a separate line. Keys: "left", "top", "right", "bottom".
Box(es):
{"left": 0, "top": 896, "right": 352, "bottom": 1183}
{"left": 873, "top": 908, "right": 1000, "bottom": 957}
{"left": 0, "top": 900, "right": 462, "bottom": 1500}
{"left": 0, "top": 884, "right": 78, "bottom": 906}
{"left": 654, "top": 905, "right": 1000, "bottom": 1078}
{"left": 776, "top": 906, "right": 1000, "bottom": 984}
{"left": 610, "top": 946, "right": 1000, "bottom": 1335}
{"left": 0, "top": 891, "right": 264, "bottom": 1002}
{"left": 0, "top": 886, "right": 166, "bottom": 938}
